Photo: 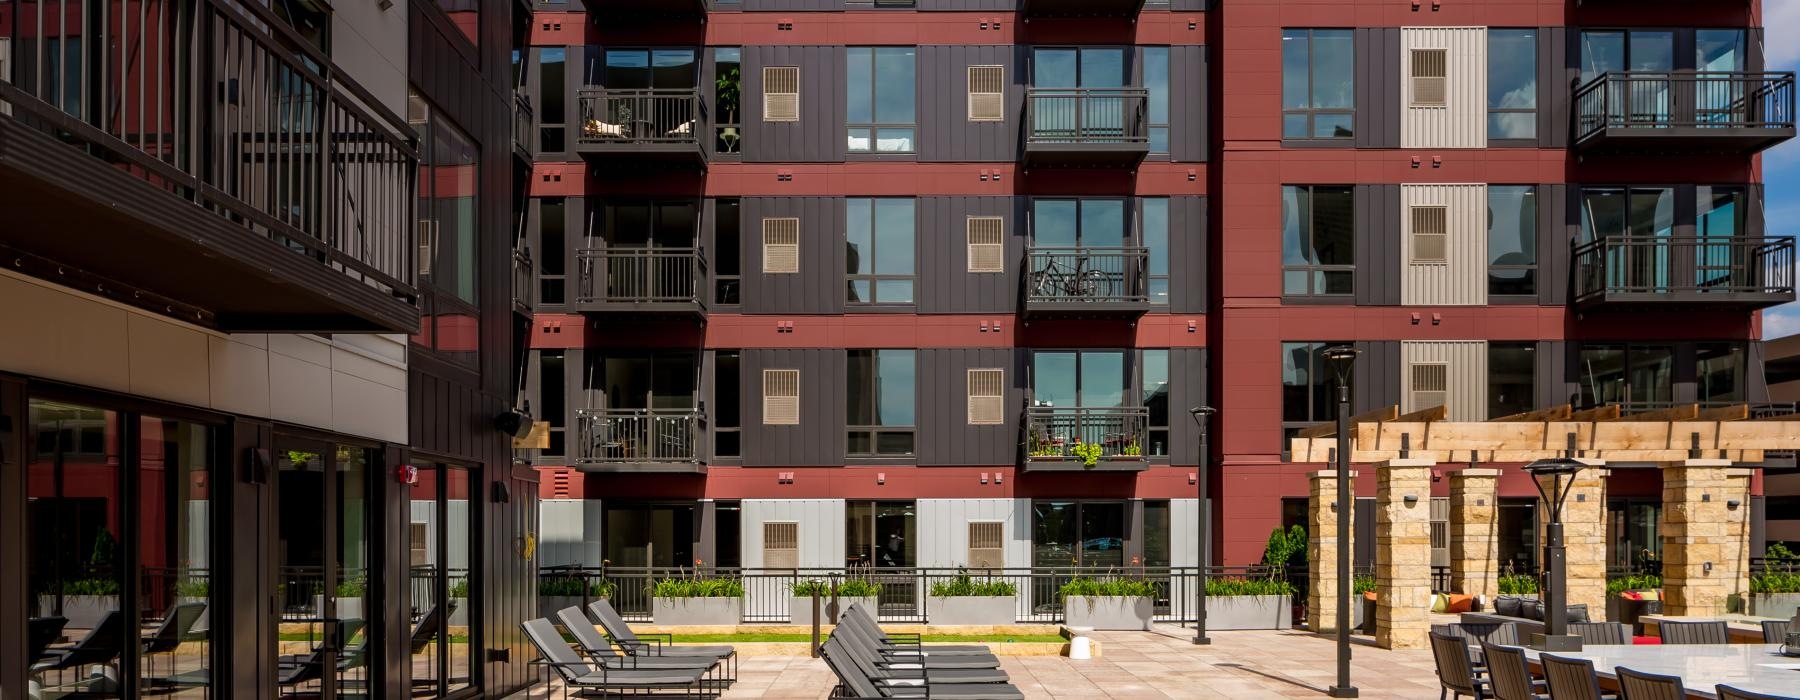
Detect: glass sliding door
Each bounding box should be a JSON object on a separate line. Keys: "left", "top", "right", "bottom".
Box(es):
{"left": 273, "top": 440, "right": 374, "bottom": 700}
{"left": 27, "top": 400, "right": 124, "bottom": 699}
{"left": 136, "top": 416, "right": 218, "bottom": 696}
{"left": 1696, "top": 30, "right": 1747, "bottom": 125}
{"left": 409, "top": 462, "right": 478, "bottom": 696}
{"left": 1580, "top": 30, "right": 1674, "bottom": 126}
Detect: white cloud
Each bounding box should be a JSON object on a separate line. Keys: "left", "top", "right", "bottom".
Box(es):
{"left": 1764, "top": 303, "right": 1800, "bottom": 339}
{"left": 1770, "top": 0, "right": 1800, "bottom": 68}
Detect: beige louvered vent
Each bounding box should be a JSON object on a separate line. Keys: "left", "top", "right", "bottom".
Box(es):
{"left": 1409, "top": 362, "right": 1448, "bottom": 413}
{"left": 967, "top": 66, "right": 1005, "bottom": 122}
{"left": 1429, "top": 497, "right": 1450, "bottom": 567}
{"left": 1411, "top": 49, "right": 1447, "bottom": 107}
{"left": 762, "top": 218, "right": 800, "bottom": 274}
{"left": 763, "top": 369, "right": 800, "bottom": 425}
{"left": 764, "top": 67, "right": 800, "bottom": 122}
{"left": 763, "top": 522, "right": 799, "bottom": 569}
{"left": 967, "top": 369, "right": 1005, "bottom": 425}
{"left": 966, "top": 217, "right": 1005, "bottom": 273}
{"left": 967, "top": 521, "right": 1005, "bottom": 569}
{"left": 1410, "top": 205, "right": 1448, "bottom": 264}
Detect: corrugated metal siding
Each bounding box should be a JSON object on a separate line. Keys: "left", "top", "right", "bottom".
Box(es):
{"left": 740, "top": 500, "right": 846, "bottom": 568}
{"left": 1169, "top": 45, "right": 1208, "bottom": 162}
{"left": 742, "top": 349, "right": 848, "bottom": 466}
{"left": 1353, "top": 340, "right": 1401, "bottom": 414}
{"left": 1400, "top": 183, "right": 1487, "bottom": 306}
{"left": 919, "top": 46, "right": 1020, "bottom": 163}
{"left": 918, "top": 348, "right": 1021, "bottom": 466}
{"left": 915, "top": 499, "right": 1030, "bottom": 568}
{"left": 539, "top": 498, "right": 603, "bottom": 567}
{"left": 1400, "top": 27, "right": 1486, "bottom": 149}
{"left": 744, "top": 46, "right": 845, "bottom": 163}
{"left": 1401, "top": 341, "right": 1488, "bottom": 421}
{"left": 1169, "top": 498, "right": 1203, "bottom": 567}
{"left": 1355, "top": 28, "right": 1401, "bottom": 149}
{"left": 917, "top": 196, "right": 1024, "bottom": 314}
{"left": 1164, "top": 348, "right": 1209, "bottom": 465}
{"left": 740, "top": 197, "right": 847, "bottom": 314}
{"left": 1355, "top": 185, "right": 1402, "bottom": 306}
{"left": 1169, "top": 196, "right": 1208, "bottom": 313}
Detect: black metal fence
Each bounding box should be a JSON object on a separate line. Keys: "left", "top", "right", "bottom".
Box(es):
{"left": 574, "top": 408, "right": 705, "bottom": 464}
{"left": 577, "top": 88, "right": 705, "bottom": 145}
{"left": 1024, "top": 406, "right": 1150, "bottom": 463}
{"left": 1025, "top": 247, "right": 1149, "bottom": 303}
{"left": 1025, "top": 88, "right": 1149, "bottom": 144}
{"left": 1574, "top": 71, "right": 1797, "bottom": 141}
{"left": 576, "top": 248, "right": 707, "bottom": 304}
{"left": 1572, "top": 235, "right": 1796, "bottom": 301}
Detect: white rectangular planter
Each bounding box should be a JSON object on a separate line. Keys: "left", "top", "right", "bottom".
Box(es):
{"left": 928, "top": 596, "right": 1017, "bottom": 626}
{"left": 789, "top": 596, "right": 878, "bottom": 627}
{"left": 653, "top": 597, "right": 743, "bottom": 626}
{"left": 539, "top": 595, "right": 589, "bottom": 621}
{"left": 37, "top": 596, "right": 117, "bottom": 631}
{"left": 1206, "top": 595, "right": 1292, "bottom": 630}
{"left": 449, "top": 597, "right": 469, "bottom": 627}
{"left": 1063, "top": 596, "right": 1152, "bottom": 631}
{"left": 1750, "top": 592, "right": 1800, "bottom": 618}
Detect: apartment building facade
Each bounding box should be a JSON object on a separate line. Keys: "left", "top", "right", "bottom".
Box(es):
{"left": 519, "top": 0, "right": 1791, "bottom": 591}
{"left": 0, "top": 0, "right": 538, "bottom": 697}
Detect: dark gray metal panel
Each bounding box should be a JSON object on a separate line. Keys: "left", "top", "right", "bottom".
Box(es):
{"left": 1355, "top": 28, "right": 1399, "bottom": 150}
{"left": 1536, "top": 341, "right": 1566, "bottom": 409}
{"left": 1353, "top": 340, "right": 1400, "bottom": 413}
{"left": 0, "top": 380, "right": 20, "bottom": 697}
{"left": 744, "top": 46, "right": 846, "bottom": 163}
{"left": 740, "top": 197, "right": 846, "bottom": 314}
{"left": 1750, "top": 28, "right": 1766, "bottom": 73}
{"left": 1540, "top": 184, "right": 1568, "bottom": 306}
{"left": 1354, "top": 185, "right": 1400, "bottom": 307}
{"left": 918, "top": 348, "right": 1021, "bottom": 466}
{"left": 1674, "top": 185, "right": 1698, "bottom": 240}
{"left": 1750, "top": 497, "right": 1766, "bottom": 559}
{"left": 918, "top": 196, "right": 1021, "bottom": 314}
{"left": 1165, "top": 348, "right": 1210, "bottom": 465}
{"left": 919, "top": 45, "right": 1020, "bottom": 163}
{"left": 1541, "top": 27, "right": 1568, "bottom": 149}
{"left": 1750, "top": 341, "right": 1770, "bottom": 403}
{"left": 1169, "top": 45, "right": 1208, "bottom": 163}
{"left": 1749, "top": 184, "right": 1766, "bottom": 238}
{"left": 1169, "top": 196, "right": 1208, "bottom": 314}
{"left": 1354, "top": 497, "right": 1376, "bottom": 569}
{"left": 742, "top": 349, "right": 847, "bottom": 466}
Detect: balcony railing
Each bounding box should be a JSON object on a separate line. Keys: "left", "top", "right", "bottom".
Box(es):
{"left": 1573, "top": 71, "right": 1796, "bottom": 153}
{"left": 0, "top": 0, "right": 419, "bottom": 301}
{"left": 575, "top": 408, "right": 704, "bottom": 467}
{"left": 512, "top": 246, "right": 534, "bottom": 311}
{"left": 1026, "top": 87, "right": 1149, "bottom": 145}
{"left": 1024, "top": 406, "right": 1150, "bottom": 469}
{"left": 1024, "top": 247, "right": 1149, "bottom": 306}
{"left": 576, "top": 88, "right": 706, "bottom": 158}
{"left": 576, "top": 248, "right": 706, "bottom": 309}
{"left": 1571, "top": 235, "right": 1796, "bottom": 309}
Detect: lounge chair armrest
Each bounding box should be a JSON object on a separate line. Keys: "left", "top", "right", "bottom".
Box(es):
{"left": 619, "top": 638, "right": 665, "bottom": 654}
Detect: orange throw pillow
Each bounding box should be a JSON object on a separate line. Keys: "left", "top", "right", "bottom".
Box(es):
{"left": 1445, "top": 594, "right": 1474, "bottom": 614}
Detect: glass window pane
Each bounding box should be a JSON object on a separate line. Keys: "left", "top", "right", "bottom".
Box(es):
{"left": 1283, "top": 113, "right": 1309, "bottom": 139}
{"left": 1143, "top": 199, "right": 1169, "bottom": 276}
{"left": 847, "top": 48, "right": 873, "bottom": 123}
{"left": 848, "top": 350, "right": 875, "bottom": 426}
{"left": 1080, "top": 200, "right": 1125, "bottom": 247}
{"left": 138, "top": 417, "right": 216, "bottom": 694}
{"left": 1032, "top": 502, "right": 1079, "bottom": 567}
{"left": 1697, "top": 186, "right": 1743, "bottom": 237}
{"left": 1630, "top": 188, "right": 1675, "bottom": 238}
{"left": 1489, "top": 186, "right": 1537, "bottom": 295}
{"left": 1630, "top": 346, "right": 1675, "bottom": 404}
{"left": 876, "top": 350, "right": 916, "bottom": 427}
{"left": 605, "top": 50, "right": 651, "bottom": 89}
{"left": 1578, "top": 345, "right": 1627, "bottom": 406}
{"left": 1580, "top": 31, "right": 1625, "bottom": 81}
{"left": 1488, "top": 343, "right": 1536, "bottom": 419}
{"left": 874, "top": 48, "right": 916, "bottom": 123}
{"left": 1080, "top": 351, "right": 1127, "bottom": 408}
{"left": 1489, "top": 113, "right": 1536, "bottom": 140}
{"left": 1489, "top": 30, "right": 1537, "bottom": 109}
{"left": 1580, "top": 188, "right": 1626, "bottom": 242}
{"left": 876, "top": 432, "right": 915, "bottom": 457}
{"left": 1629, "top": 31, "right": 1674, "bottom": 72}
{"left": 847, "top": 128, "right": 872, "bottom": 153}
{"left": 1314, "top": 112, "right": 1354, "bottom": 139}
{"left": 1079, "top": 502, "right": 1126, "bottom": 567}
{"left": 28, "top": 400, "right": 122, "bottom": 698}
{"left": 1697, "top": 30, "right": 1746, "bottom": 72}
{"left": 1033, "top": 201, "right": 1078, "bottom": 247}
{"left": 1283, "top": 270, "right": 1310, "bottom": 295}
{"left": 1033, "top": 49, "right": 1078, "bottom": 88}
{"left": 541, "top": 48, "right": 567, "bottom": 126}
{"left": 1312, "top": 187, "right": 1354, "bottom": 265}
{"left": 1079, "top": 49, "right": 1125, "bottom": 88}
{"left": 1282, "top": 30, "right": 1310, "bottom": 109}
{"left": 875, "top": 128, "right": 915, "bottom": 153}
{"left": 1282, "top": 343, "right": 1312, "bottom": 422}
{"left": 651, "top": 49, "right": 698, "bottom": 89}
{"left": 1696, "top": 344, "right": 1745, "bottom": 403}
{"left": 1143, "top": 501, "right": 1172, "bottom": 567}
{"left": 1143, "top": 350, "right": 1169, "bottom": 440}
{"left": 876, "top": 280, "right": 914, "bottom": 304}
{"left": 874, "top": 199, "right": 915, "bottom": 274}
{"left": 1311, "top": 30, "right": 1355, "bottom": 109}
{"left": 1282, "top": 186, "right": 1310, "bottom": 265}
{"left": 1144, "top": 47, "right": 1170, "bottom": 124}
{"left": 847, "top": 199, "right": 873, "bottom": 275}
{"left": 1033, "top": 352, "right": 1078, "bottom": 408}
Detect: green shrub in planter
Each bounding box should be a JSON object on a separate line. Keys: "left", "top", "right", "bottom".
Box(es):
{"left": 174, "top": 579, "right": 209, "bottom": 597}
{"left": 1498, "top": 573, "right": 1539, "bottom": 595}
{"left": 652, "top": 576, "right": 744, "bottom": 598}
{"left": 1205, "top": 577, "right": 1295, "bottom": 596}
{"left": 539, "top": 576, "right": 615, "bottom": 598}
{"left": 1605, "top": 574, "right": 1661, "bottom": 596}
{"left": 64, "top": 578, "right": 121, "bottom": 596}
{"left": 791, "top": 578, "right": 882, "bottom": 597}
{"left": 1751, "top": 571, "right": 1800, "bottom": 594}
{"left": 930, "top": 574, "right": 1016, "bottom": 598}
{"left": 1352, "top": 574, "right": 1377, "bottom": 595}
{"left": 1058, "top": 577, "right": 1160, "bottom": 598}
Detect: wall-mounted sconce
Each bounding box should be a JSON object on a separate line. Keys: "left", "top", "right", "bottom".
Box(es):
{"left": 1703, "top": 561, "right": 1713, "bottom": 573}
{"left": 1702, "top": 493, "right": 1712, "bottom": 502}
{"left": 1727, "top": 499, "right": 1741, "bottom": 510}
{"left": 1403, "top": 495, "right": 1419, "bottom": 505}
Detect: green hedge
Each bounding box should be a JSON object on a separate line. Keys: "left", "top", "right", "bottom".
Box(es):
{"left": 929, "top": 574, "right": 1017, "bottom": 597}
{"left": 1498, "top": 573, "right": 1539, "bottom": 595}
{"left": 790, "top": 578, "right": 883, "bottom": 597}
{"left": 1605, "top": 574, "right": 1661, "bottom": 596}
{"left": 1205, "top": 577, "right": 1294, "bottom": 597}
{"left": 539, "top": 576, "right": 616, "bottom": 598}
{"left": 1751, "top": 571, "right": 1800, "bottom": 594}
{"left": 652, "top": 576, "right": 745, "bottom": 598}
{"left": 1058, "top": 577, "right": 1160, "bottom": 598}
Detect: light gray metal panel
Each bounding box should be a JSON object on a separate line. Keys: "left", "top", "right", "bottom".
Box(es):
{"left": 918, "top": 348, "right": 1021, "bottom": 466}
{"left": 918, "top": 196, "right": 1022, "bottom": 314}
{"left": 915, "top": 499, "right": 1029, "bottom": 568}
{"left": 739, "top": 499, "right": 847, "bottom": 569}
{"left": 919, "top": 45, "right": 1019, "bottom": 163}
{"left": 1164, "top": 348, "right": 1209, "bottom": 465}
{"left": 1353, "top": 340, "right": 1401, "bottom": 414}
{"left": 1170, "top": 0, "right": 1210, "bottom": 11}
{"left": 1169, "top": 45, "right": 1208, "bottom": 163}
{"left": 1355, "top": 184, "right": 1401, "bottom": 307}
{"left": 539, "top": 498, "right": 603, "bottom": 567}
{"left": 1400, "top": 341, "right": 1488, "bottom": 421}
{"left": 744, "top": 46, "right": 845, "bottom": 163}
{"left": 742, "top": 349, "right": 847, "bottom": 466}
{"left": 916, "top": 0, "right": 1017, "bottom": 9}
{"left": 1400, "top": 184, "right": 1488, "bottom": 306}
{"left": 1539, "top": 184, "right": 1567, "bottom": 306}
{"left": 1169, "top": 196, "right": 1208, "bottom": 313}
{"left": 740, "top": 197, "right": 846, "bottom": 314}
{"left": 1169, "top": 499, "right": 1202, "bottom": 567}
{"left": 1540, "top": 27, "right": 1567, "bottom": 149}
{"left": 1400, "top": 27, "right": 1487, "bottom": 149}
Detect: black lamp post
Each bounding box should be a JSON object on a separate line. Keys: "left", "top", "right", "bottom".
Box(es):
{"left": 1321, "top": 344, "right": 1360, "bottom": 699}
{"left": 1189, "top": 405, "right": 1217, "bottom": 645}
{"left": 1523, "top": 457, "right": 1587, "bottom": 652}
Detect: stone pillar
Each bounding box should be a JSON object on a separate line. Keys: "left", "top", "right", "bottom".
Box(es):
{"left": 1375, "top": 459, "right": 1434, "bottom": 650}
{"left": 1448, "top": 469, "right": 1501, "bottom": 600}
{"left": 1538, "top": 467, "right": 1608, "bottom": 619}
{"left": 1308, "top": 470, "right": 1355, "bottom": 634}
{"left": 1723, "top": 469, "right": 1754, "bottom": 612}
{"left": 1661, "top": 459, "right": 1734, "bottom": 617}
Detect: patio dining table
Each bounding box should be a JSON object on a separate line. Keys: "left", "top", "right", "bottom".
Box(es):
{"left": 1521, "top": 644, "right": 1800, "bottom": 699}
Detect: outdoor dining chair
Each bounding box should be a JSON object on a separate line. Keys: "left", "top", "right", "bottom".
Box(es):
{"left": 1479, "top": 643, "right": 1545, "bottom": 700}
{"left": 1614, "top": 667, "right": 1686, "bottom": 700}
{"left": 552, "top": 605, "right": 733, "bottom": 682}
{"left": 521, "top": 617, "right": 723, "bottom": 699}
{"left": 1716, "top": 685, "right": 1798, "bottom": 700}
{"left": 1569, "top": 622, "right": 1630, "bottom": 646}
{"left": 1540, "top": 654, "right": 1617, "bottom": 700}
{"left": 1759, "top": 619, "right": 1789, "bottom": 644}
{"left": 1657, "top": 620, "right": 1729, "bottom": 645}
{"left": 1429, "top": 630, "right": 1490, "bottom": 700}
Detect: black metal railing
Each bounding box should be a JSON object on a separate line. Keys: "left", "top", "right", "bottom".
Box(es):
{"left": 1024, "top": 406, "right": 1151, "bottom": 462}
{"left": 512, "top": 246, "right": 534, "bottom": 309}
{"left": 577, "top": 88, "right": 705, "bottom": 146}
{"left": 0, "top": 0, "right": 419, "bottom": 298}
{"left": 575, "top": 408, "right": 704, "bottom": 464}
{"left": 536, "top": 565, "right": 1299, "bottom": 626}
{"left": 1571, "top": 235, "right": 1796, "bottom": 302}
{"left": 576, "top": 248, "right": 706, "bottom": 305}
{"left": 515, "top": 90, "right": 536, "bottom": 152}
{"left": 1025, "top": 247, "right": 1149, "bottom": 303}
{"left": 1025, "top": 88, "right": 1149, "bottom": 145}
{"left": 1573, "top": 71, "right": 1797, "bottom": 142}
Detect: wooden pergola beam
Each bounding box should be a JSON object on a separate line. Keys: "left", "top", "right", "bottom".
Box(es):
{"left": 1694, "top": 405, "right": 1750, "bottom": 422}
{"left": 1618, "top": 404, "right": 1699, "bottom": 422}
{"left": 1295, "top": 405, "right": 1399, "bottom": 439}
{"left": 1395, "top": 405, "right": 1448, "bottom": 423}
{"left": 1285, "top": 417, "right": 1800, "bottom": 463}
{"left": 1492, "top": 405, "right": 1572, "bottom": 422}
{"left": 1568, "top": 405, "right": 1622, "bottom": 422}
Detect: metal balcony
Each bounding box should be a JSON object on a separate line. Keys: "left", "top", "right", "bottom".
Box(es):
{"left": 575, "top": 248, "right": 707, "bottom": 317}
{"left": 1023, "top": 406, "right": 1150, "bottom": 472}
{"left": 1019, "top": 0, "right": 1145, "bottom": 18}
{"left": 0, "top": 0, "right": 419, "bottom": 333}
{"left": 1571, "top": 235, "right": 1796, "bottom": 311}
{"left": 512, "top": 247, "right": 535, "bottom": 314}
{"left": 583, "top": 0, "right": 707, "bottom": 17}
{"left": 1023, "top": 88, "right": 1150, "bottom": 168}
{"left": 1022, "top": 247, "right": 1150, "bottom": 317}
{"left": 576, "top": 89, "right": 707, "bottom": 165}
{"left": 575, "top": 408, "right": 706, "bottom": 473}
{"left": 1573, "top": 71, "right": 1796, "bottom": 154}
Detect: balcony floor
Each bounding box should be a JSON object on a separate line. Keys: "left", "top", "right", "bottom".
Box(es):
{"left": 1021, "top": 300, "right": 1151, "bottom": 319}
{"left": 0, "top": 118, "right": 419, "bottom": 333}
{"left": 575, "top": 301, "right": 708, "bottom": 319}
{"left": 575, "top": 462, "right": 706, "bottom": 474}
{"left": 1575, "top": 126, "right": 1796, "bottom": 155}
{"left": 1019, "top": 0, "right": 1147, "bottom": 17}
{"left": 1020, "top": 458, "right": 1149, "bottom": 473}
{"left": 1022, "top": 142, "right": 1150, "bottom": 169}
{"left": 576, "top": 141, "right": 709, "bottom": 167}
{"left": 1573, "top": 289, "right": 1795, "bottom": 312}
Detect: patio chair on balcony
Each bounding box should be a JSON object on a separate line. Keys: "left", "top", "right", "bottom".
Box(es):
{"left": 584, "top": 119, "right": 628, "bottom": 139}
{"left": 821, "top": 636, "right": 1023, "bottom": 700}
{"left": 522, "top": 618, "right": 723, "bottom": 699}
{"left": 552, "top": 605, "right": 734, "bottom": 684}
{"left": 586, "top": 599, "right": 739, "bottom": 668}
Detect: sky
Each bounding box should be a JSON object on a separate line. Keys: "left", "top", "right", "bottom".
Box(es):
{"left": 1757, "top": 0, "right": 1800, "bottom": 337}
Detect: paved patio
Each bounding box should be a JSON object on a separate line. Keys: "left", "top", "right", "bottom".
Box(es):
{"left": 511, "top": 626, "right": 1444, "bottom": 699}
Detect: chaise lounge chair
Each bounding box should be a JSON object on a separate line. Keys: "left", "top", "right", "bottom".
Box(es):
{"left": 553, "top": 605, "right": 734, "bottom": 685}
{"left": 522, "top": 618, "right": 723, "bottom": 699}
{"left": 821, "top": 636, "right": 1023, "bottom": 700}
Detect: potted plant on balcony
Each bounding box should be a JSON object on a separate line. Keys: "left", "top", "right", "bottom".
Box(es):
{"left": 1354, "top": 573, "right": 1376, "bottom": 633}
{"left": 651, "top": 569, "right": 744, "bottom": 626}
{"left": 1750, "top": 544, "right": 1800, "bottom": 616}
{"left": 715, "top": 66, "right": 741, "bottom": 153}
{"left": 790, "top": 576, "right": 882, "bottom": 627}
{"left": 1061, "top": 576, "right": 1158, "bottom": 631}
{"left": 1071, "top": 441, "right": 1104, "bottom": 467}
{"left": 927, "top": 573, "right": 1018, "bottom": 626}
{"left": 449, "top": 578, "right": 470, "bottom": 626}
{"left": 539, "top": 572, "right": 615, "bottom": 620}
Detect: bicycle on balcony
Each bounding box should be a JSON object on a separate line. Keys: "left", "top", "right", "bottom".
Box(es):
{"left": 1030, "top": 257, "right": 1109, "bottom": 300}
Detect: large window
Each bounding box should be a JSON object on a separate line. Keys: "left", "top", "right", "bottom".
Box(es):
{"left": 848, "top": 349, "right": 917, "bottom": 456}
{"left": 847, "top": 47, "right": 917, "bottom": 153}
{"left": 1282, "top": 186, "right": 1354, "bottom": 297}
{"left": 1032, "top": 350, "right": 1127, "bottom": 409}
{"left": 1282, "top": 342, "right": 1350, "bottom": 442}
{"left": 846, "top": 198, "right": 916, "bottom": 304}
{"left": 1487, "top": 30, "right": 1537, "bottom": 140}
{"left": 1143, "top": 350, "right": 1171, "bottom": 457}
{"left": 410, "top": 462, "right": 476, "bottom": 696}
{"left": 1282, "top": 29, "right": 1355, "bottom": 139}
{"left": 1580, "top": 187, "right": 1674, "bottom": 242}
{"left": 590, "top": 351, "right": 698, "bottom": 409}
{"left": 1033, "top": 47, "right": 1127, "bottom": 88}
{"left": 1033, "top": 199, "right": 1127, "bottom": 248}
{"left": 713, "top": 48, "right": 743, "bottom": 154}
{"left": 1581, "top": 30, "right": 1674, "bottom": 81}
{"left": 1577, "top": 344, "right": 1675, "bottom": 407}
{"left": 605, "top": 503, "right": 695, "bottom": 568}
{"left": 1488, "top": 342, "right": 1536, "bottom": 419}
{"left": 541, "top": 350, "right": 566, "bottom": 457}
{"left": 1607, "top": 499, "right": 1662, "bottom": 572}
{"left": 410, "top": 92, "right": 481, "bottom": 367}
{"left": 273, "top": 441, "right": 376, "bottom": 698}
{"left": 715, "top": 351, "right": 742, "bottom": 458}
{"left": 539, "top": 48, "right": 567, "bottom": 152}
{"left": 1143, "top": 198, "right": 1170, "bottom": 305}
{"left": 1144, "top": 47, "right": 1170, "bottom": 153}
{"left": 846, "top": 501, "right": 916, "bottom": 568}
{"left": 1696, "top": 343, "right": 1746, "bottom": 404}
{"left": 597, "top": 48, "right": 698, "bottom": 89}
{"left": 1031, "top": 501, "right": 1126, "bottom": 568}
{"left": 1488, "top": 186, "right": 1538, "bottom": 296}
{"left": 715, "top": 199, "right": 743, "bottom": 305}
{"left": 539, "top": 198, "right": 567, "bottom": 305}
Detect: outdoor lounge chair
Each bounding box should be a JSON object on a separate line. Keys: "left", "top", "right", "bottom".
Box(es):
{"left": 553, "top": 605, "right": 734, "bottom": 683}
{"left": 832, "top": 618, "right": 1002, "bottom": 671}
{"left": 277, "top": 618, "right": 368, "bottom": 694}
{"left": 586, "top": 598, "right": 738, "bottom": 661}
{"left": 840, "top": 603, "right": 997, "bottom": 657}
{"left": 140, "top": 602, "right": 208, "bottom": 687}
{"left": 28, "top": 616, "right": 68, "bottom": 664}
{"left": 522, "top": 618, "right": 722, "bottom": 699}
{"left": 31, "top": 610, "right": 125, "bottom": 680}
{"left": 821, "top": 636, "right": 1023, "bottom": 700}
{"left": 830, "top": 626, "right": 1010, "bottom": 685}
